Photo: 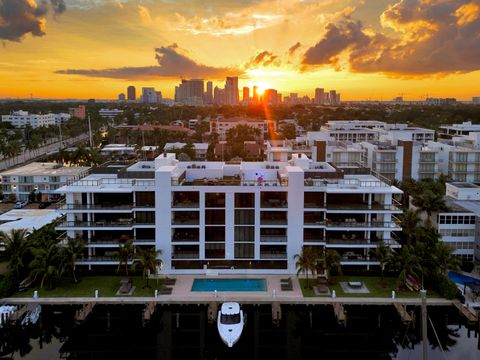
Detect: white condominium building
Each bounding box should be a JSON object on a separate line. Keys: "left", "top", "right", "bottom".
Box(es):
{"left": 2, "top": 110, "right": 71, "bottom": 128}
{"left": 56, "top": 154, "right": 402, "bottom": 274}
{"left": 432, "top": 182, "right": 480, "bottom": 262}
{"left": 0, "top": 162, "right": 90, "bottom": 201}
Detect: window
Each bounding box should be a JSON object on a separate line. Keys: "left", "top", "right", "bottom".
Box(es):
{"left": 205, "top": 210, "right": 225, "bottom": 225}
{"left": 205, "top": 193, "right": 225, "bottom": 208}
{"left": 205, "top": 227, "right": 225, "bottom": 242}
{"left": 234, "top": 226, "right": 254, "bottom": 242}
{"left": 234, "top": 244, "right": 254, "bottom": 259}
{"left": 235, "top": 210, "right": 254, "bottom": 225}
{"left": 235, "top": 193, "right": 254, "bottom": 208}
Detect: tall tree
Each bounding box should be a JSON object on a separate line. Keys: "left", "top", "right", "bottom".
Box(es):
{"left": 399, "top": 209, "right": 421, "bottom": 245}
{"left": 133, "top": 247, "right": 162, "bottom": 288}
{"left": 371, "top": 242, "right": 392, "bottom": 282}
{"left": 115, "top": 239, "right": 134, "bottom": 276}
{"left": 0, "top": 229, "right": 30, "bottom": 278}
{"left": 412, "top": 189, "right": 448, "bottom": 220}
{"left": 294, "top": 246, "right": 317, "bottom": 288}
{"left": 28, "top": 241, "right": 64, "bottom": 290}
{"left": 61, "top": 237, "right": 85, "bottom": 283}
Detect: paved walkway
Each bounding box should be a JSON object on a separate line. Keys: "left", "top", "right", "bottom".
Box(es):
{"left": 1, "top": 275, "right": 453, "bottom": 306}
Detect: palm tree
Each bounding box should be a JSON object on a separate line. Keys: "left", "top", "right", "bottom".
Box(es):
{"left": 391, "top": 246, "right": 422, "bottom": 289}
{"left": 28, "top": 241, "right": 64, "bottom": 289}
{"left": 412, "top": 189, "right": 448, "bottom": 221}
{"left": 133, "top": 247, "right": 162, "bottom": 288}
{"left": 323, "top": 249, "right": 341, "bottom": 280}
{"left": 0, "top": 229, "right": 30, "bottom": 277}
{"left": 433, "top": 242, "right": 460, "bottom": 275}
{"left": 399, "top": 209, "right": 421, "bottom": 245}
{"left": 371, "top": 242, "right": 392, "bottom": 282}
{"left": 294, "top": 246, "right": 317, "bottom": 288}
{"left": 62, "top": 237, "right": 85, "bottom": 283}
{"left": 115, "top": 239, "right": 134, "bottom": 276}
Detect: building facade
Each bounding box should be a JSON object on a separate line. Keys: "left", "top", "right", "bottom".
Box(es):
{"left": 56, "top": 154, "right": 402, "bottom": 274}
{"left": 0, "top": 162, "right": 90, "bottom": 201}
{"left": 2, "top": 111, "right": 71, "bottom": 128}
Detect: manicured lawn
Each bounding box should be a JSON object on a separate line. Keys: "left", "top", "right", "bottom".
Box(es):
{"left": 13, "top": 276, "right": 164, "bottom": 298}
{"left": 299, "top": 276, "right": 440, "bottom": 298}
{"left": 0, "top": 261, "right": 9, "bottom": 275}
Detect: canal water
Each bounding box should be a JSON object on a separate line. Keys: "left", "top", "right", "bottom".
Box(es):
{"left": 0, "top": 304, "right": 478, "bottom": 359}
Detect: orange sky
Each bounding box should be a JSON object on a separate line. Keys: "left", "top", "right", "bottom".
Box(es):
{"left": 1, "top": 0, "right": 479, "bottom": 101}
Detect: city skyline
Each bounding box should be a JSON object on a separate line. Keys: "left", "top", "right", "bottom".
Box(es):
{"left": 0, "top": 0, "right": 479, "bottom": 100}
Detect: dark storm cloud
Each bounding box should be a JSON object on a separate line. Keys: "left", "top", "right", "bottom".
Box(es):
{"left": 302, "top": 0, "right": 480, "bottom": 76}
{"left": 0, "top": 0, "right": 67, "bottom": 42}
{"left": 245, "top": 50, "right": 279, "bottom": 68}
{"left": 55, "top": 44, "right": 241, "bottom": 79}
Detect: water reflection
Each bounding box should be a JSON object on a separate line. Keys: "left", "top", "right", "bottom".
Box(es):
{"left": 0, "top": 305, "right": 478, "bottom": 360}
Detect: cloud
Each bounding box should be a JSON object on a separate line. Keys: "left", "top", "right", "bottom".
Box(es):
{"left": 55, "top": 44, "right": 241, "bottom": 80}
{"left": 137, "top": 5, "right": 151, "bottom": 24}
{"left": 288, "top": 42, "right": 302, "bottom": 56}
{"left": 0, "top": 0, "right": 67, "bottom": 42}
{"left": 302, "top": 0, "right": 480, "bottom": 76}
{"left": 245, "top": 50, "right": 279, "bottom": 68}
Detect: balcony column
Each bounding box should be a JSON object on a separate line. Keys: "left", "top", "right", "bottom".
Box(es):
{"left": 254, "top": 191, "right": 261, "bottom": 261}
{"left": 225, "top": 192, "right": 234, "bottom": 261}
{"left": 199, "top": 191, "right": 205, "bottom": 261}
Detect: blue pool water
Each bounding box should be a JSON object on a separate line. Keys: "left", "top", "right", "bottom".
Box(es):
{"left": 191, "top": 278, "right": 267, "bottom": 292}
{"left": 448, "top": 271, "right": 480, "bottom": 285}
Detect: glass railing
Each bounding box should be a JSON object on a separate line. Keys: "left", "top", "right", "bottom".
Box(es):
{"left": 60, "top": 204, "right": 133, "bottom": 211}
{"left": 260, "top": 236, "right": 288, "bottom": 242}
{"left": 57, "top": 221, "right": 134, "bottom": 227}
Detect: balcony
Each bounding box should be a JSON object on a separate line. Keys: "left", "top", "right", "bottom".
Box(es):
{"left": 260, "top": 211, "right": 288, "bottom": 225}
{"left": 260, "top": 235, "right": 288, "bottom": 242}
{"left": 326, "top": 221, "right": 400, "bottom": 229}
{"left": 57, "top": 220, "right": 133, "bottom": 229}
{"left": 260, "top": 253, "right": 288, "bottom": 260}
{"left": 326, "top": 203, "right": 401, "bottom": 212}
{"left": 75, "top": 257, "right": 135, "bottom": 265}
{"left": 60, "top": 204, "right": 133, "bottom": 211}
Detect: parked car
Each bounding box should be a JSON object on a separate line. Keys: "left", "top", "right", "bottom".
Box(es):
{"left": 14, "top": 201, "right": 28, "bottom": 209}
{"left": 38, "top": 201, "right": 51, "bottom": 209}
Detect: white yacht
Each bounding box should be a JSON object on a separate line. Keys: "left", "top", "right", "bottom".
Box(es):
{"left": 217, "top": 302, "right": 244, "bottom": 347}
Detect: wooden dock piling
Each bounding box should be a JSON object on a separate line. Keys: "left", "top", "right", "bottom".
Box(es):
{"left": 393, "top": 303, "right": 413, "bottom": 323}
{"left": 272, "top": 301, "right": 281, "bottom": 325}
{"left": 75, "top": 302, "right": 95, "bottom": 322}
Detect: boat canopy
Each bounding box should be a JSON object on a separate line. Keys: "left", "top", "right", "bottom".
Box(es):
{"left": 221, "top": 302, "right": 240, "bottom": 315}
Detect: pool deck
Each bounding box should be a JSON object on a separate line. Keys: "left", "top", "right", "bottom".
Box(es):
{"left": 1, "top": 275, "right": 453, "bottom": 306}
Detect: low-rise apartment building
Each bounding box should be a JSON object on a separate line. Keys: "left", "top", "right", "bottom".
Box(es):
{"left": 432, "top": 182, "right": 480, "bottom": 262}
{"left": 56, "top": 154, "right": 402, "bottom": 274}
{"left": 2, "top": 110, "right": 71, "bottom": 128}
{"left": 209, "top": 117, "right": 276, "bottom": 140}
{"left": 0, "top": 162, "right": 90, "bottom": 201}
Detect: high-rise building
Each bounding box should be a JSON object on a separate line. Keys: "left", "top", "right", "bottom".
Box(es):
{"left": 225, "top": 77, "right": 239, "bottom": 105}
{"left": 336, "top": 93, "right": 341, "bottom": 104}
{"left": 253, "top": 86, "right": 259, "bottom": 102}
{"left": 127, "top": 86, "right": 136, "bottom": 101}
{"left": 214, "top": 86, "right": 226, "bottom": 105}
{"left": 263, "top": 89, "right": 278, "bottom": 105}
{"left": 142, "top": 87, "right": 158, "bottom": 104}
{"left": 205, "top": 81, "right": 213, "bottom": 104}
{"left": 156, "top": 91, "right": 163, "bottom": 103}
{"left": 175, "top": 79, "right": 204, "bottom": 105}
{"left": 329, "top": 90, "right": 337, "bottom": 105}
{"left": 243, "top": 87, "right": 250, "bottom": 102}
{"left": 315, "top": 88, "right": 324, "bottom": 105}
{"left": 118, "top": 93, "right": 126, "bottom": 101}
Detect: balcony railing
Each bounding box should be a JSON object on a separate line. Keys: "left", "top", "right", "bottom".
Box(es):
{"left": 326, "top": 238, "right": 400, "bottom": 246}
{"left": 60, "top": 204, "right": 133, "bottom": 211}
{"left": 260, "top": 235, "right": 288, "bottom": 242}
{"left": 172, "top": 252, "right": 200, "bottom": 259}
{"left": 173, "top": 179, "right": 287, "bottom": 187}
{"left": 260, "top": 253, "right": 288, "bottom": 259}
{"left": 57, "top": 221, "right": 133, "bottom": 228}
{"left": 67, "top": 178, "right": 155, "bottom": 187}
{"left": 260, "top": 219, "right": 288, "bottom": 225}
{"left": 87, "top": 238, "right": 155, "bottom": 245}
{"left": 325, "top": 221, "right": 401, "bottom": 228}
{"left": 326, "top": 203, "right": 401, "bottom": 211}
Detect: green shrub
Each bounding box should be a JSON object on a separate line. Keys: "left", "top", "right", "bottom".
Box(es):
{"left": 460, "top": 261, "right": 475, "bottom": 273}
{"left": 0, "top": 272, "right": 18, "bottom": 298}
{"left": 432, "top": 274, "right": 458, "bottom": 300}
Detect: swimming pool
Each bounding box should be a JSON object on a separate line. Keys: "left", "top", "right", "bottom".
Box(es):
{"left": 191, "top": 278, "right": 267, "bottom": 292}
{"left": 448, "top": 271, "right": 480, "bottom": 285}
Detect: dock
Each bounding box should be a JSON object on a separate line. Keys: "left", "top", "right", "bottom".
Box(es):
{"left": 393, "top": 303, "right": 413, "bottom": 323}
{"left": 143, "top": 302, "right": 156, "bottom": 322}
{"left": 272, "top": 301, "right": 281, "bottom": 325}
{"left": 8, "top": 304, "right": 30, "bottom": 322}
{"left": 453, "top": 300, "right": 478, "bottom": 323}
{"left": 207, "top": 302, "right": 218, "bottom": 323}
{"left": 74, "top": 302, "right": 95, "bottom": 322}
{"left": 333, "top": 302, "right": 346, "bottom": 326}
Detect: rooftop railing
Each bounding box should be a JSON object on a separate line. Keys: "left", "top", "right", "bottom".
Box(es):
{"left": 67, "top": 178, "right": 155, "bottom": 187}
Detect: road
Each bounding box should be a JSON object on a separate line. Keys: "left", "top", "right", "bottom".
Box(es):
{"left": 0, "top": 134, "right": 88, "bottom": 171}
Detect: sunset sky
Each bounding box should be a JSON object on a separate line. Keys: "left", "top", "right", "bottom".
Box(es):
{"left": 1, "top": 0, "right": 480, "bottom": 100}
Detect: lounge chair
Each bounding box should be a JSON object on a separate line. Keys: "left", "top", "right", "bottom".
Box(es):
{"left": 164, "top": 277, "right": 176, "bottom": 286}
{"left": 159, "top": 286, "right": 173, "bottom": 295}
